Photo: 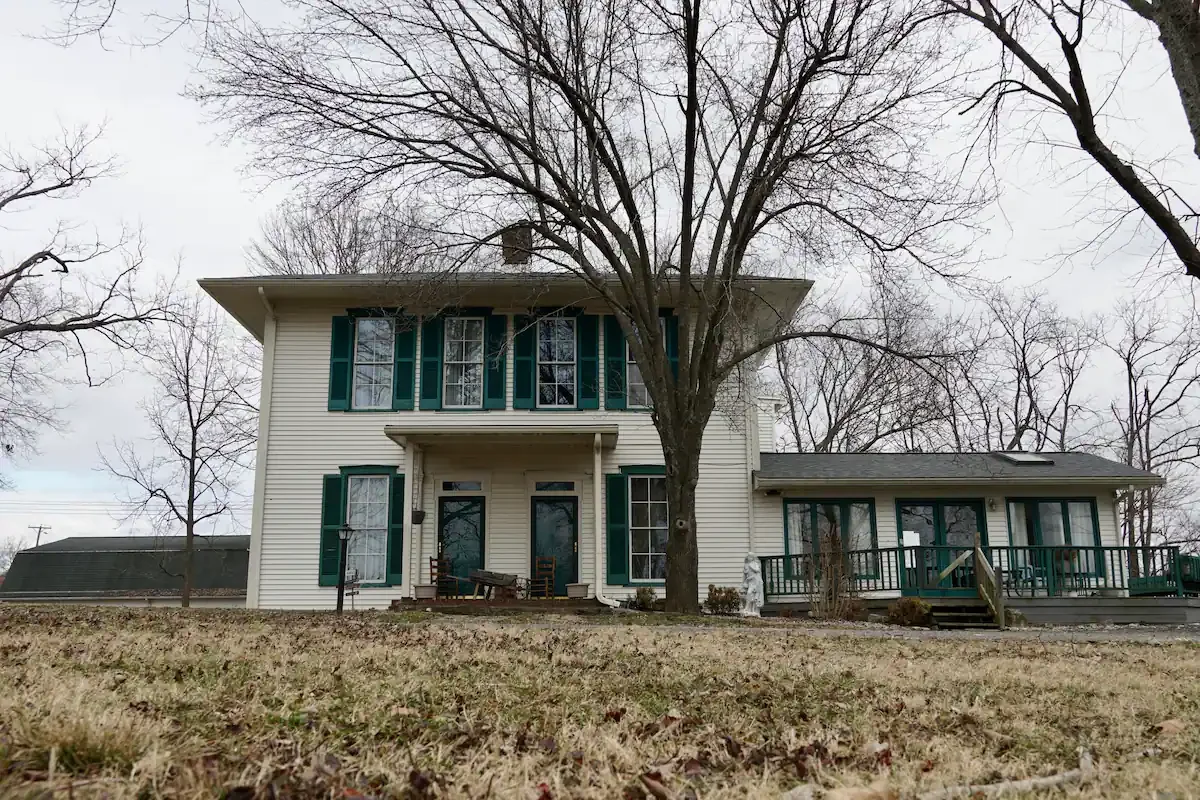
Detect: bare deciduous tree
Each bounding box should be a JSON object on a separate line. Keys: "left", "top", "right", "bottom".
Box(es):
{"left": 775, "top": 283, "right": 967, "bottom": 453}
{"left": 1, "top": 127, "right": 173, "bottom": 488}
{"left": 945, "top": 0, "right": 1200, "bottom": 280}
{"left": 0, "top": 536, "right": 28, "bottom": 573}
{"left": 100, "top": 294, "right": 258, "bottom": 607}
{"left": 196, "top": 0, "right": 979, "bottom": 611}
{"left": 249, "top": 195, "right": 440, "bottom": 275}
{"left": 1104, "top": 299, "right": 1200, "bottom": 552}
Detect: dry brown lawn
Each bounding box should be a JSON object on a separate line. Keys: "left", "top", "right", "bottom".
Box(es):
{"left": 0, "top": 607, "right": 1197, "bottom": 799}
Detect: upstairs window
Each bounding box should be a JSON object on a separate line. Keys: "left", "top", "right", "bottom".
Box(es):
{"left": 627, "top": 319, "right": 666, "bottom": 408}
{"left": 443, "top": 317, "right": 485, "bottom": 408}
{"left": 537, "top": 317, "right": 577, "bottom": 407}
{"left": 352, "top": 318, "right": 395, "bottom": 410}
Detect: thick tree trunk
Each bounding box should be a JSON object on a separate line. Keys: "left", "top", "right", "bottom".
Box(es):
{"left": 663, "top": 442, "right": 702, "bottom": 614}
{"left": 1149, "top": 0, "right": 1200, "bottom": 159}
{"left": 182, "top": 522, "right": 194, "bottom": 609}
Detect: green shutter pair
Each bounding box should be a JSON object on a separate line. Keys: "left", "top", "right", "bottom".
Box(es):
{"left": 318, "top": 471, "right": 405, "bottom": 586}
{"left": 512, "top": 313, "right": 600, "bottom": 409}
{"left": 328, "top": 314, "right": 417, "bottom": 411}
{"left": 419, "top": 313, "right": 507, "bottom": 410}
{"left": 603, "top": 313, "right": 679, "bottom": 410}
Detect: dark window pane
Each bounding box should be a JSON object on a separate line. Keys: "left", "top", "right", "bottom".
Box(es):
{"left": 631, "top": 504, "right": 650, "bottom": 528}
{"left": 631, "top": 529, "right": 650, "bottom": 554}
{"left": 649, "top": 477, "right": 667, "bottom": 502}
{"left": 630, "top": 478, "right": 648, "bottom": 502}
{"left": 632, "top": 555, "right": 650, "bottom": 580}
{"left": 535, "top": 481, "right": 575, "bottom": 492}
{"left": 442, "top": 481, "right": 483, "bottom": 491}
{"left": 652, "top": 528, "right": 669, "bottom": 552}
{"left": 651, "top": 554, "right": 667, "bottom": 579}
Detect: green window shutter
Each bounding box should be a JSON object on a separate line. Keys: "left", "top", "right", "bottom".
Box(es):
{"left": 419, "top": 317, "right": 443, "bottom": 410}
{"left": 663, "top": 312, "right": 679, "bottom": 380}
{"left": 386, "top": 474, "right": 406, "bottom": 585}
{"left": 484, "top": 314, "right": 507, "bottom": 410}
{"left": 577, "top": 314, "right": 599, "bottom": 409}
{"left": 392, "top": 316, "right": 417, "bottom": 411}
{"left": 318, "top": 474, "right": 345, "bottom": 586}
{"left": 513, "top": 315, "right": 536, "bottom": 409}
{"left": 605, "top": 473, "right": 629, "bottom": 585}
{"left": 603, "top": 315, "right": 626, "bottom": 410}
{"left": 328, "top": 316, "right": 353, "bottom": 411}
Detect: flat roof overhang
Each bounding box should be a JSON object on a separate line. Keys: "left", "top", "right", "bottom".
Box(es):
{"left": 384, "top": 422, "right": 619, "bottom": 448}
{"left": 753, "top": 474, "right": 1164, "bottom": 490}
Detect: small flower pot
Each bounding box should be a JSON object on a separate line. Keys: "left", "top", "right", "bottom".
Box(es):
{"left": 566, "top": 582, "right": 590, "bottom": 599}
{"left": 413, "top": 584, "right": 437, "bottom": 600}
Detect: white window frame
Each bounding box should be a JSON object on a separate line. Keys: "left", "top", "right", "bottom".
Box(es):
{"left": 536, "top": 317, "right": 577, "bottom": 408}
{"left": 442, "top": 317, "right": 486, "bottom": 409}
{"left": 628, "top": 474, "right": 668, "bottom": 582}
{"left": 345, "top": 475, "right": 390, "bottom": 584}
{"left": 626, "top": 318, "right": 665, "bottom": 409}
{"left": 351, "top": 317, "right": 395, "bottom": 410}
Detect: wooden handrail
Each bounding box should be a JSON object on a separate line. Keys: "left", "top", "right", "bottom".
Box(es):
{"left": 975, "top": 532, "right": 1004, "bottom": 629}
{"left": 937, "top": 548, "right": 974, "bottom": 582}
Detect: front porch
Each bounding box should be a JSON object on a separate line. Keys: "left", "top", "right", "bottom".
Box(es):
{"left": 760, "top": 545, "right": 1200, "bottom": 624}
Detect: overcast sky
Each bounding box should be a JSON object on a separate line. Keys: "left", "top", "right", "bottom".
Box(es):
{"left": 1, "top": 0, "right": 1197, "bottom": 546}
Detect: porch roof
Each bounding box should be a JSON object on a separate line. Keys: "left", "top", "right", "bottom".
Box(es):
{"left": 383, "top": 421, "right": 619, "bottom": 448}
{"left": 755, "top": 451, "right": 1163, "bottom": 489}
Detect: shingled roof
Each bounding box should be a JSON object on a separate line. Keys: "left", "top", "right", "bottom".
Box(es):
{"left": 755, "top": 451, "right": 1161, "bottom": 488}
{"left": 0, "top": 536, "right": 249, "bottom": 600}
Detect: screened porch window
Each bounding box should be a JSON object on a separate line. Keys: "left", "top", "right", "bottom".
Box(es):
{"left": 345, "top": 475, "right": 389, "bottom": 583}
{"left": 784, "top": 499, "right": 876, "bottom": 576}
{"left": 537, "top": 317, "right": 576, "bottom": 407}
{"left": 1008, "top": 499, "right": 1102, "bottom": 574}
{"left": 352, "top": 318, "right": 394, "bottom": 409}
{"left": 443, "top": 317, "right": 485, "bottom": 408}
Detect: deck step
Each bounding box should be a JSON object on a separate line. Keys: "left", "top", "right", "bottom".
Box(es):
{"left": 929, "top": 600, "right": 1000, "bottom": 630}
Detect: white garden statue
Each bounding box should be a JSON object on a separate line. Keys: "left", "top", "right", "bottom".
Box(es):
{"left": 741, "top": 552, "right": 764, "bottom": 617}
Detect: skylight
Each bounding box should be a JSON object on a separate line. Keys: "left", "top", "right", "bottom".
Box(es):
{"left": 994, "top": 451, "right": 1054, "bottom": 465}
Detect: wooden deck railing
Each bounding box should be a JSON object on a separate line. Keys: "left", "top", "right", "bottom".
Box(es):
{"left": 761, "top": 544, "right": 1194, "bottom": 601}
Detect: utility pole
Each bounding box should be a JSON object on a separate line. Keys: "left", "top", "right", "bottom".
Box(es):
{"left": 27, "top": 525, "right": 50, "bottom": 547}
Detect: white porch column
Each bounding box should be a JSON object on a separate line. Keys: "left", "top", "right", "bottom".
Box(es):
{"left": 593, "top": 432, "right": 603, "bottom": 597}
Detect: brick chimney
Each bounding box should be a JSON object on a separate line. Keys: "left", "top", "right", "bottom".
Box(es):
{"left": 501, "top": 220, "right": 533, "bottom": 264}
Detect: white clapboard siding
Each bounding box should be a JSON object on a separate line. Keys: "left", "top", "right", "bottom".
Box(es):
{"left": 256, "top": 308, "right": 759, "bottom": 608}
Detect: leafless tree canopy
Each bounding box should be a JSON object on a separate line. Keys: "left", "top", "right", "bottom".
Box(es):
{"left": 99, "top": 294, "right": 258, "bottom": 607}
{"left": 248, "top": 195, "right": 442, "bottom": 276}
{"left": 0, "top": 128, "right": 174, "bottom": 488}
{"left": 0, "top": 536, "right": 28, "bottom": 573}
{"left": 197, "top": 0, "right": 981, "bottom": 611}
{"left": 946, "top": 0, "right": 1200, "bottom": 280}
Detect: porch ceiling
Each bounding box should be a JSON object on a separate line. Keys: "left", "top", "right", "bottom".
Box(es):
{"left": 383, "top": 422, "right": 618, "bottom": 448}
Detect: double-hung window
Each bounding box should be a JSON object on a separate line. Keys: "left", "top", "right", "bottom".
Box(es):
{"left": 344, "top": 475, "right": 389, "bottom": 584}
{"left": 629, "top": 475, "right": 668, "bottom": 580}
{"left": 352, "top": 318, "right": 394, "bottom": 409}
{"left": 537, "top": 317, "right": 576, "bottom": 407}
{"left": 443, "top": 317, "right": 485, "bottom": 408}
{"left": 626, "top": 319, "right": 666, "bottom": 409}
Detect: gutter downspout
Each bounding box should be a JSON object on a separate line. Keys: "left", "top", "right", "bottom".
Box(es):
{"left": 594, "top": 432, "right": 618, "bottom": 607}
{"left": 245, "top": 286, "right": 276, "bottom": 609}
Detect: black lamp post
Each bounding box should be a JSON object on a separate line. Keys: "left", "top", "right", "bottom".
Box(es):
{"left": 337, "top": 523, "right": 353, "bottom": 614}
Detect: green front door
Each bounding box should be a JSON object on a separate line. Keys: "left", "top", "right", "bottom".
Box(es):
{"left": 897, "top": 500, "right": 986, "bottom": 597}
{"left": 439, "top": 497, "right": 485, "bottom": 588}
{"left": 531, "top": 496, "right": 578, "bottom": 596}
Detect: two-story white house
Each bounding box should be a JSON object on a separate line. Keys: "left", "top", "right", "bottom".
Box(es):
{"left": 203, "top": 272, "right": 1182, "bottom": 623}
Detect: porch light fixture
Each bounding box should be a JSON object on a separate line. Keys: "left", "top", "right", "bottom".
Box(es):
{"left": 337, "top": 523, "right": 354, "bottom": 614}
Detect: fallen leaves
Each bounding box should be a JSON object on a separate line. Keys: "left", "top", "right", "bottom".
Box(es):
{"left": 1152, "top": 718, "right": 1187, "bottom": 737}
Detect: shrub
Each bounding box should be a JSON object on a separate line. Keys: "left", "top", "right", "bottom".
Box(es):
{"left": 886, "top": 597, "right": 932, "bottom": 627}
{"left": 703, "top": 585, "right": 742, "bottom": 615}
{"left": 632, "top": 586, "right": 658, "bottom": 610}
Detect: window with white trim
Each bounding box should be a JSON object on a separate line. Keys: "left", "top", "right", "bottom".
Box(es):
{"left": 537, "top": 317, "right": 576, "bottom": 407}
{"left": 629, "top": 475, "right": 668, "bottom": 580}
{"left": 626, "top": 318, "right": 665, "bottom": 408}
{"left": 443, "top": 317, "right": 485, "bottom": 408}
{"left": 352, "top": 318, "right": 394, "bottom": 409}
{"left": 345, "top": 475, "right": 389, "bottom": 583}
